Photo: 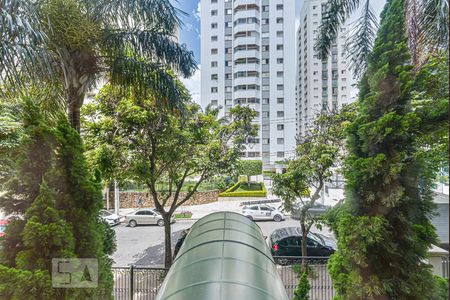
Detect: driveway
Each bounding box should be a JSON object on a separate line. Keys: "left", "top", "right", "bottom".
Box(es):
{"left": 111, "top": 217, "right": 334, "bottom": 266}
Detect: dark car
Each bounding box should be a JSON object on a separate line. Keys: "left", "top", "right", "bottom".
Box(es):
{"left": 291, "top": 203, "right": 331, "bottom": 220}
{"left": 173, "top": 228, "right": 190, "bottom": 258}
{"left": 269, "top": 227, "right": 335, "bottom": 257}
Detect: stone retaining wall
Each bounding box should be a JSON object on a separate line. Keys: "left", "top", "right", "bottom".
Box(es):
{"left": 107, "top": 190, "right": 219, "bottom": 209}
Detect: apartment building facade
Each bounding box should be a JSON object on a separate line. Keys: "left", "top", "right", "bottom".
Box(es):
{"left": 296, "top": 0, "right": 353, "bottom": 137}
{"left": 200, "top": 0, "right": 298, "bottom": 167}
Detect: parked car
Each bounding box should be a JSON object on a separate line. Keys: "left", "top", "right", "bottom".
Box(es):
{"left": 269, "top": 227, "right": 335, "bottom": 257}
{"left": 125, "top": 209, "right": 175, "bottom": 227}
{"left": 173, "top": 228, "right": 190, "bottom": 258}
{"left": 242, "top": 204, "right": 285, "bottom": 222}
{"left": 99, "top": 209, "right": 121, "bottom": 226}
{"left": 0, "top": 219, "right": 8, "bottom": 237}
{"left": 291, "top": 203, "right": 331, "bottom": 220}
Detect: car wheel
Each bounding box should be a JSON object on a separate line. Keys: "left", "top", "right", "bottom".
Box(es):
{"left": 129, "top": 220, "right": 137, "bottom": 228}
{"left": 273, "top": 214, "right": 282, "bottom": 222}
{"left": 246, "top": 215, "right": 253, "bottom": 221}
{"left": 157, "top": 219, "right": 165, "bottom": 227}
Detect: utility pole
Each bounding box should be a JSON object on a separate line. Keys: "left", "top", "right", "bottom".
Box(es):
{"left": 114, "top": 180, "right": 119, "bottom": 215}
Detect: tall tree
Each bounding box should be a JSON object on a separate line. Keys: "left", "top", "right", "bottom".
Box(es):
{"left": 316, "top": 0, "right": 449, "bottom": 76}
{"left": 83, "top": 85, "right": 257, "bottom": 267}
{"left": 327, "top": 1, "right": 447, "bottom": 298}
{"left": 0, "top": 99, "right": 115, "bottom": 298}
{"left": 1, "top": 0, "right": 197, "bottom": 131}
{"left": 272, "top": 106, "right": 355, "bottom": 258}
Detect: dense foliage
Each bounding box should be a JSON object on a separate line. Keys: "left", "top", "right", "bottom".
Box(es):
{"left": 83, "top": 85, "right": 257, "bottom": 267}
{"left": 0, "top": 100, "right": 115, "bottom": 299}
{"left": 1, "top": 0, "right": 196, "bottom": 131}
{"left": 327, "top": 0, "right": 448, "bottom": 299}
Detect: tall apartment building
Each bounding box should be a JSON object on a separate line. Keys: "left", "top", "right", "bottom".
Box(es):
{"left": 296, "top": 0, "right": 353, "bottom": 137}
{"left": 200, "top": 0, "right": 298, "bottom": 167}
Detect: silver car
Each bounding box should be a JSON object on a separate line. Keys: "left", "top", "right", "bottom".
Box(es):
{"left": 125, "top": 209, "right": 175, "bottom": 227}
{"left": 242, "top": 204, "right": 285, "bottom": 222}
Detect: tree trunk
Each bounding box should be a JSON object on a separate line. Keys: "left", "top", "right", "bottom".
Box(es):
{"left": 301, "top": 222, "right": 308, "bottom": 272}
{"left": 67, "top": 92, "right": 84, "bottom": 133}
{"left": 163, "top": 216, "right": 173, "bottom": 268}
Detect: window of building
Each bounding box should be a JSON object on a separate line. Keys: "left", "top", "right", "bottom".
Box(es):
{"left": 277, "top": 138, "right": 284, "bottom": 144}
{"left": 277, "top": 124, "right": 284, "bottom": 130}
{"left": 211, "top": 48, "right": 218, "bottom": 54}
{"left": 277, "top": 71, "right": 284, "bottom": 77}
{"left": 277, "top": 151, "right": 285, "bottom": 158}
{"left": 262, "top": 98, "right": 269, "bottom": 104}
{"left": 262, "top": 5, "right": 269, "bottom": 12}
{"left": 225, "top": 73, "right": 232, "bottom": 80}
{"left": 211, "top": 35, "right": 218, "bottom": 42}
{"left": 277, "top": 98, "right": 284, "bottom": 103}
{"left": 225, "top": 8, "right": 232, "bottom": 15}
{"left": 277, "top": 44, "right": 284, "bottom": 50}
{"left": 211, "top": 87, "right": 218, "bottom": 93}
{"left": 277, "top": 111, "right": 284, "bottom": 117}
{"left": 263, "top": 138, "right": 270, "bottom": 144}
{"left": 262, "top": 72, "right": 270, "bottom": 77}
{"left": 262, "top": 85, "right": 270, "bottom": 91}
{"left": 211, "top": 23, "right": 218, "bottom": 29}
{"left": 211, "top": 74, "right": 218, "bottom": 80}
{"left": 262, "top": 59, "right": 269, "bottom": 65}
{"left": 277, "top": 58, "right": 284, "bottom": 64}
{"left": 225, "top": 21, "right": 232, "bottom": 28}
{"left": 277, "top": 31, "right": 284, "bottom": 37}
{"left": 211, "top": 10, "right": 218, "bottom": 16}
{"left": 277, "top": 84, "right": 284, "bottom": 90}
{"left": 211, "top": 100, "right": 218, "bottom": 105}
{"left": 211, "top": 61, "right": 218, "bottom": 67}
{"left": 262, "top": 45, "right": 269, "bottom": 51}
{"left": 276, "top": 17, "right": 283, "bottom": 24}
{"left": 262, "top": 18, "right": 269, "bottom": 25}
{"left": 276, "top": 4, "right": 283, "bottom": 10}
{"left": 262, "top": 112, "right": 269, "bottom": 118}
{"left": 225, "top": 47, "right": 232, "bottom": 54}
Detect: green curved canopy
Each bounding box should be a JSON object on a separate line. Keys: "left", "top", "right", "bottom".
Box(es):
{"left": 156, "top": 211, "right": 288, "bottom": 300}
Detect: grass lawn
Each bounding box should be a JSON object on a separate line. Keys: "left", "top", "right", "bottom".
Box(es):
{"left": 174, "top": 212, "right": 193, "bottom": 219}
{"left": 235, "top": 182, "right": 263, "bottom": 192}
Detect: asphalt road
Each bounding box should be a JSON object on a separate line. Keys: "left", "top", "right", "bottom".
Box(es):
{"left": 111, "top": 217, "right": 334, "bottom": 267}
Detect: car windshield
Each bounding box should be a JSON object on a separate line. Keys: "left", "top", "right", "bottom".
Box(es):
{"left": 100, "top": 210, "right": 112, "bottom": 217}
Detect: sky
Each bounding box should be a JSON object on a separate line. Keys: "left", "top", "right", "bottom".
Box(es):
{"left": 174, "top": 0, "right": 387, "bottom": 104}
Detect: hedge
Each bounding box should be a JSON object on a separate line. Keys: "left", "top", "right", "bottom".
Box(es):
{"left": 219, "top": 181, "right": 267, "bottom": 197}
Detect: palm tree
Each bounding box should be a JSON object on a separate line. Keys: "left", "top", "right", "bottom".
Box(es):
{"left": 315, "top": 0, "right": 449, "bottom": 77}
{"left": 1, "top": 0, "right": 197, "bottom": 132}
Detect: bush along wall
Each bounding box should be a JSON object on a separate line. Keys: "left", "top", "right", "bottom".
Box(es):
{"left": 219, "top": 181, "right": 267, "bottom": 197}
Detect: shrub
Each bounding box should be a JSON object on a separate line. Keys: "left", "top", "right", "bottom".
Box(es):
{"left": 293, "top": 272, "right": 311, "bottom": 300}
{"left": 219, "top": 181, "right": 267, "bottom": 197}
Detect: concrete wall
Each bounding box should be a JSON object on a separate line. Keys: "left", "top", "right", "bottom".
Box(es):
{"left": 107, "top": 191, "right": 219, "bottom": 209}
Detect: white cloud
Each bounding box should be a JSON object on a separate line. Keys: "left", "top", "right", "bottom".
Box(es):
{"left": 181, "top": 65, "right": 201, "bottom": 105}
{"left": 193, "top": 2, "right": 201, "bottom": 22}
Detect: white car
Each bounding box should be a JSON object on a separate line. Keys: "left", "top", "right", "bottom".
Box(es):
{"left": 242, "top": 204, "right": 285, "bottom": 222}
{"left": 99, "top": 209, "right": 121, "bottom": 226}
{"left": 125, "top": 209, "right": 175, "bottom": 227}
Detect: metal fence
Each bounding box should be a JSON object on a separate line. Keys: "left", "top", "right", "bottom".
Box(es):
{"left": 112, "top": 257, "right": 334, "bottom": 300}
{"left": 274, "top": 257, "right": 335, "bottom": 300}
{"left": 112, "top": 266, "right": 167, "bottom": 300}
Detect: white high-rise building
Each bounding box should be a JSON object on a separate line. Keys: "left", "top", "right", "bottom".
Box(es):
{"left": 296, "top": 0, "right": 353, "bottom": 137}
{"left": 201, "top": 0, "right": 298, "bottom": 167}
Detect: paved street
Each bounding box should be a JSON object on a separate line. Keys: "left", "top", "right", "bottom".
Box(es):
{"left": 111, "top": 216, "right": 334, "bottom": 267}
